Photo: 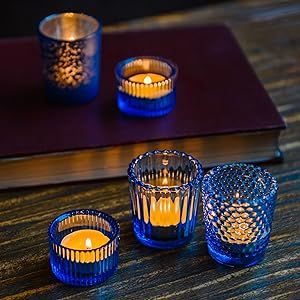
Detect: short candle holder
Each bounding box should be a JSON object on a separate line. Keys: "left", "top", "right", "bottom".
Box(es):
{"left": 48, "top": 209, "right": 120, "bottom": 286}
{"left": 115, "top": 56, "right": 178, "bottom": 117}
{"left": 202, "top": 163, "right": 278, "bottom": 267}
{"left": 128, "top": 150, "right": 203, "bottom": 249}
{"left": 39, "top": 13, "right": 101, "bottom": 104}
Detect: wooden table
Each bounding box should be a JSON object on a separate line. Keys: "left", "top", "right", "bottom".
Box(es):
{"left": 1, "top": 0, "right": 300, "bottom": 299}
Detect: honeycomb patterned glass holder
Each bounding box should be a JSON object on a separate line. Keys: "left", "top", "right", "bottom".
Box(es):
{"left": 48, "top": 209, "right": 120, "bottom": 286}
{"left": 128, "top": 150, "right": 203, "bottom": 249}
{"left": 115, "top": 56, "right": 178, "bottom": 117}
{"left": 39, "top": 13, "right": 101, "bottom": 104}
{"left": 202, "top": 163, "right": 278, "bottom": 267}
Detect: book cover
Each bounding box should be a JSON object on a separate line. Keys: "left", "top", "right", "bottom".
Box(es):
{"left": 0, "top": 25, "right": 284, "bottom": 159}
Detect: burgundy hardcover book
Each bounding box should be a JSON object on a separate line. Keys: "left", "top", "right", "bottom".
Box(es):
{"left": 0, "top": 25, "right": 285, "bottom": 189}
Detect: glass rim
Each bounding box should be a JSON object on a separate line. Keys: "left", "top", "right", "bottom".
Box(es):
{"left": 201, "top": 163, "right": 278, "bottom": 202}
{"left": 38, "top": 12, "right": 100, "bottom": 42}
{"left": 128, "top": 149, "right": 203, "bottom": 192}
{"left": 48, "top": 209, "right": 120, "bottom": 252}
{"left": 115, "top": 56, "right": 178, "bottom": 84}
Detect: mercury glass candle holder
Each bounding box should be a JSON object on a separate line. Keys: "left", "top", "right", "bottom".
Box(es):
{"left": 48, "top": 209, "right": 120, "bottom": 286}
{"left": 115, "top": 56, "right": 178, "bottom": 117}
{"left": 202, "top": 163, "right": 278, "bottom": 267}
{"left": 39, "top": 13, "right": 101, "bottom": 104}
{"left": 128, "top": 150, "right": 203, "bottom": 249}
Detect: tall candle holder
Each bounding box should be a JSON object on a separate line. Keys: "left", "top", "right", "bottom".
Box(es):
{"left": 48, "top": 209, "right": 120, "bottom": 286}
{"left": 128, "top": 150, "right": 203, "bottom": 249}
{"left": 202, "top": 163, "right": 278, "bottom": 267}
{"left": 115, "top": 56, "right": 178, "bottom": 117}
{"left": 39, "top": 13, "right": 101, "bottom": 104}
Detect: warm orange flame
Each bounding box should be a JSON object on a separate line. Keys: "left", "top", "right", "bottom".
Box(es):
{"left": 161, "top": 177, "right": 169, "bottom": 185}
{"left": 85, "top": 238, "right": 92, "bottom": 250}
{"left": 143, "top": 75, "right": 152, "bottom": 84}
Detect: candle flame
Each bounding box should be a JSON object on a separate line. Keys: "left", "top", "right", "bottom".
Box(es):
{"left": 68, "top": 35, "right": 75, "bottom": 41}
{"left": 161, "top": 177, "right": 168, "bottom": 185}
{"left": 143, "top": 75, "right": 152, "bottom": 84}
{"left": 85, "top": 238, "right": 92, "bottom": 250}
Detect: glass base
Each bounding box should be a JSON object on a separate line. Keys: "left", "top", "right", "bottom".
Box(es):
{"left": 133, "top": 223, "right": 193, "bottom": 250}
{"left": 50, "top": 260, "right": 117, "bottom": 286}
{"left": 45, "top": 81, "right": 99, "bottom": 105}
{"left": 207, "top": 244, "right": 265, "bottom": 267}
{"left": 134, "top": 231, "right": 192, "bottom": 250}
{"left": 48, "top": 209, "right": 120, "bottom": 287}
{"left": 117, "top": 90, "right": 176, "bottom": 117}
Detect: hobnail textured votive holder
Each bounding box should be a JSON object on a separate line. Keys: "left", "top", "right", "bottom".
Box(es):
{"left": 115, "top": 56, "right": 178, "bottom": 117}
{"left": 202, "top": 163, "right": 278, "bottom": 267}
{"left": 128, "top": 150, "right": 203, "bottom": 249}
{"left": 39, "top": 13, "right": 101, "bottom": 104}
{"left": 48, "top": 209, "right": 120, "bottom": 286}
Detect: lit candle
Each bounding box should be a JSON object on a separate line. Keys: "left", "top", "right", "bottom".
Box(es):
{"left": 147, "top": 176, "right": 182, "bottom": 227}
{"left": 38, "top": 13, "right": 101, "bottom": 104}
{"left": 61, "top": 229, "right": 110, "bottom": 250}
{"left": 128, "top": 73, "right": 166, "bottom": 84}
{"left": 125, "top": 72, "right": 169, "bottom": 99}
{"left": 202, "top": 163, "right": 278, "bottom": 267}
{"left": 127, "top": 73, "right": 167, "bottom": 99}
{"left": 128, "top": 150, "right": 203, "bottom": 249}
{"left": 222, "top": 195, "right": 256, "bottom": 245}
{"left": 49, "top": 209, "right": 120, "bottom": 286}
{"left": 115, "top": 56, "right": 178, "bottom": 117}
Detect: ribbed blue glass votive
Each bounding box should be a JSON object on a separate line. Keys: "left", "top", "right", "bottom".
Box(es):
{"left": 115, "top": 56, "right": 178, "bottom": 117}
{"left": 39, "top": 13, "right": 101, "bottom": 104}
{"left": 128, "top": 150, "right": 203, "bottom": 249}
{"left": 48, "top": 209, "right": 120, "bottom": 286}
{"left": 202, "top": 163, "right": 278, "bottom": 267}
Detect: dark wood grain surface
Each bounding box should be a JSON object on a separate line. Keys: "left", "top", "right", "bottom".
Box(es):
{"left": 1, "top": 0, "right": 300, "bottom": 299}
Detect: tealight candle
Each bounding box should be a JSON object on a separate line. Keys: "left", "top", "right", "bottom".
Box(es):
{"left": 128, "top": 150, "right": 203, "bottom": 249}
{"left": 48, "top": 209, "right": 120, "bottom": 286}
{"left": 61, "top": 229, "right": 110, "bottom": 250}
{"left": 38, "top": 13, "right": 101, "bottom": 104}
{"left": 128, "top": 73, "right": 166, "bottom": 84}
{"left": 115, "top": 56, "right": 178, "bottom": 117}
{"left": 147, "top": 177, "right": 182, "bottom": 227}
{"left": 202, "top": 163, "right": 278, "bottom": 267}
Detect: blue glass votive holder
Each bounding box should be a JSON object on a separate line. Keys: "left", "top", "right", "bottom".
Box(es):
{"left": 39, "top": 13, "right": 101, "bottom": 104}
{"left": 128, "top": 150, "right": 203, "bottom": 249}
{"left": 48, "top": 209, "right": 120, "bottom": 286}
{"left": 202, "top": 163, "right": 278, "bottom": 267}
{"left": 115, "top": 56, "right": 178, "bottom": 117}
